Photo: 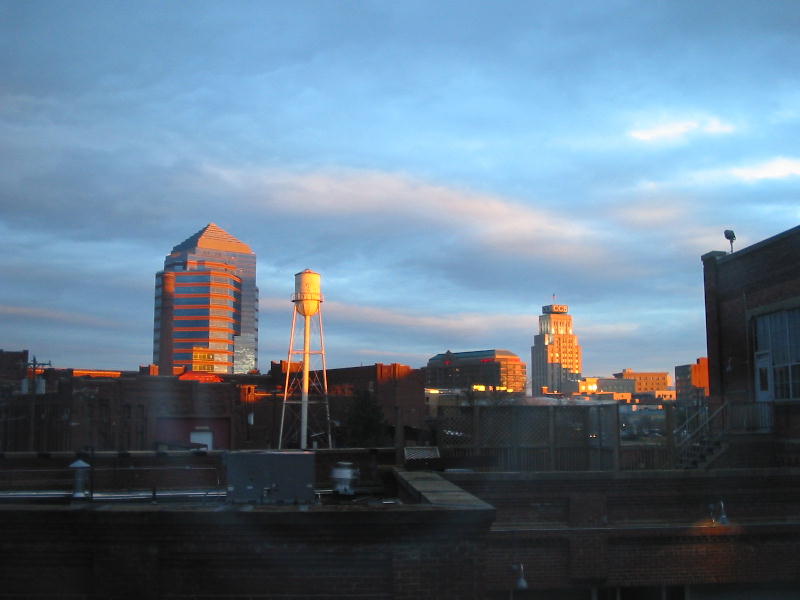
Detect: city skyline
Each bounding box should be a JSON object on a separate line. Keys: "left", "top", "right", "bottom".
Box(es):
{"left": 2, "top": 2, "right": 799, "bottom": 375}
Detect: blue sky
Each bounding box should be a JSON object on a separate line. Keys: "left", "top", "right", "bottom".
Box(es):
{"left": 1, "top": 1, "right": 799, "bottom": 377}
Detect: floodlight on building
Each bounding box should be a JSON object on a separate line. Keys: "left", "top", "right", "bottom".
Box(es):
{"left": 724, "top": 229, "right": 736, "bottom": 254}
{"left": 279, "top": 269, "right": 332, "bottom": 450}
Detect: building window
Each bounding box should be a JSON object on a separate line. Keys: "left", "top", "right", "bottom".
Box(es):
{"left": 755, "top": 308, "right": 800, "bottom": 399}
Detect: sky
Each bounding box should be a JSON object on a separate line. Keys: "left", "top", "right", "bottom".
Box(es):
{"left": 1, "top": 1, "right": 799, "bottom": 379}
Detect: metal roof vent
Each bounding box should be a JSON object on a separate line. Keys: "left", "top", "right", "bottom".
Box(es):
{"left": 330, "top": 461, "right": 358, "bottom": 495}
{"left": 403, "top": 446, "right": 441, "bottom": 470}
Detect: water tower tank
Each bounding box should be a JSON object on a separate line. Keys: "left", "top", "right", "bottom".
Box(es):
{"left": 294, "top": 269, "right": 322, "bottom": 316}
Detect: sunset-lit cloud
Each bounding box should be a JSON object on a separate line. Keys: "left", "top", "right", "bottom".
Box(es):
{"left": 201, "top": 165, "right": 608, "bottom": 264}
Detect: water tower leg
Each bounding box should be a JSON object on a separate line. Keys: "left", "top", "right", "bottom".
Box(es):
{"left": 301, "top": 313, "right": 311, "bottom": 449}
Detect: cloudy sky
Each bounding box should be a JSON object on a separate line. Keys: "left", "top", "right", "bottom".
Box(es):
{"left": 2, "top": 1, "right": 799, "bottom": 379}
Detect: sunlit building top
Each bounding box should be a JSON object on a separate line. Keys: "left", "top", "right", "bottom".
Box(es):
{"left": 531, "top": 303, "right": 582, "bottom": 395}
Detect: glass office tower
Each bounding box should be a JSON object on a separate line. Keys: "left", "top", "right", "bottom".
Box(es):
{"left": 154, "top": 224, "right": 258, "bottom": 375}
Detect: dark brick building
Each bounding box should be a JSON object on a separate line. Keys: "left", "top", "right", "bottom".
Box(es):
{"left": 702, "top": 225, "right": 800, "bottom": 436}
{"left": 325, "top": 363, "right": 426, "bottom": 429}
{"left": 0, "top": 371, "right": 243, "bottom": 452}
{"left": 0, "top": 361, "right": 427, "bottom": 453}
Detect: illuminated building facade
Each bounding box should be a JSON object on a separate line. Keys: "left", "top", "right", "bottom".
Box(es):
{"left": 154, "top": 224, "right": 258, "bottom": 375}
{"left": 531, "top": 304, "right": 582, "bottom": 395}
{"left": 426, "top": 349, "right": 526, "bottom": 393}
{"left": 675, "top": 358, "right": 710, "bottom": 407}
{"left": 613, "top": 368, "right": 670, "bottom": 393}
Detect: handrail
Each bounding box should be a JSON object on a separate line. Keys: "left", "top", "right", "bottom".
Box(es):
{"left": 675, "top": 401, "right": 728, "bottom": 451}
{"left": 673, "top": 408, "right": 705, "bottom": 438}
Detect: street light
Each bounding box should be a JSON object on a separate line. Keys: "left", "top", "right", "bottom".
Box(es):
{"left": 724, "top": 230, "right": 736, "bottom": 254}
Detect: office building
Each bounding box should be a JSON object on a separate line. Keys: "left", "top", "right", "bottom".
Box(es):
{"left": 675, "top": 358, "right": 710, "bottom": 407}
{"left": 426, "top": 349, "right": 526, "bottom": 393}
{"left": 613, "top": 368, "right": 670, "bottom": 393}
{"left": 531, "top": 304, "right": 582, "bottom": 394}
{"left": 154, "top": 224, "right": 258, "bottom": 375}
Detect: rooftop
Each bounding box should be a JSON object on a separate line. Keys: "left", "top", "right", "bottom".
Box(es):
{"left": 171, "top": 223, "right": 254, "bottom": 255}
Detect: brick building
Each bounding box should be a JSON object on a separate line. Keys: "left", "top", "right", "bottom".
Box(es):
{"left": 0, "top": 371, "right": 243, "bottom": 452}
{"left": 0, "top": 361, "right": 428, "bottom": 453}
{"left": 675, "top": 357, "right": 710, "bottom": 407}
{"left": 613, "top": 368, "right": 671, "bottom": 393}
{"left": 702, "top": 225, "right": 800, "bottom": 412}
{"left": 325, "top": 363, "right": 426, "bottom": 430}
{"left": 1, "top": 451, "right": 800, "bottom": 598}
{"left": 426, "top": 349, "right": 526, "bottom": 394}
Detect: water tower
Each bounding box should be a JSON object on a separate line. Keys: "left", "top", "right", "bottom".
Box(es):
{"left": 279, "top": 269, "right": 332, "bottom": 449}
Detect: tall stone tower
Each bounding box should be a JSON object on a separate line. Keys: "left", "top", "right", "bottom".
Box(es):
{"left": 531, "top": 304, "right": 582, "bottom": 395}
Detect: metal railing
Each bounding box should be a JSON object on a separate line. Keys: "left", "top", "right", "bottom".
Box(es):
{"left": 673, "top": 402, "right": 728, "bottom": 467}
{"left": 728, "top": 402, "right": 774, "bottom": 433}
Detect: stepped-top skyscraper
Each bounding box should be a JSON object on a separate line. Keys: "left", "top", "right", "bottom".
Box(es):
{"left": 153, "top": 224, "right": 258, "bottom": 375}
{"left": 531, "top": 304, "right": 582, "bottom": 395}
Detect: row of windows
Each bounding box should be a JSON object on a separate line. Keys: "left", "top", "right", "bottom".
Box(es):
{"left": 172, "top": 352, "right": 233, "bottom": 361}
{"left": 173, "top": 319, "right": 234, "bottom": 329}
{"left": 174, "top": 297, "right": 239, "bottom": 307}
{"left": 185, "top": 363, "right": 232, "bottom": 373}
{"left": 173, "top": 308, "right": 235, "bottom": 317}
{"left": 173, "top": 342, "right": 234, "bottom": 351}
{"left": 174, "top": 285, "right": 241, "bottom": 297}
{"left": 173, "top": 331, "right": 234, "bottom": 340}
{"left": 756, "top": 309, "right": 800, "bottom": 365}
{"left": 173, "top": 274, "right": 240, "bottom": 284}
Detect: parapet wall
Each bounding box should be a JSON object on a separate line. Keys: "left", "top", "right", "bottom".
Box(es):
{"left": 445, "top": 469, "right": 800, "bottom": 594}
{"left": 0, "top": 468, "right": 494, "bottom": 600}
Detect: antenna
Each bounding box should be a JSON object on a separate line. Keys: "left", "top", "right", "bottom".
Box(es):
{"left": 279, "top": 270, "right": 332, "bottom": 450}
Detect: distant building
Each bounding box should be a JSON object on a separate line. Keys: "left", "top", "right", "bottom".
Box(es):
{"left": 531, "top": 304, "right": 582, "bottom": 394}
{"left": 426, "top": 349, "right": 526, "bottom": 394}
{"left": 577, "top": 376, "right": 635, "bottom": 395}
{"left": 324, "top": 363, "right": 426, "bottom": 430}
{"left": 675, "top": 357, "right": 710, "bottom": 407}
{"left": 153, "top": 223, "right": 258, "bottom": 375}
{"left": 613, "top": 368, "right": 670, "bottom": 393}
{"left": 0, "top": 349, "right": 28, "bottom": 382}
{"left": 0, "top": 370, "right": 245, "bottom": 452}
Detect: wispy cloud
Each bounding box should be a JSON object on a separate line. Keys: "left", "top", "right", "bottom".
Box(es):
{"left": 326, "top": 301, "right": 529, "bottom": 338}
{"left": 632, "top": 156, "right": 800, "bottom": 191}
{"left": 726, "top": 157, "right": 800, "bottom": 182}
{"left": 0, "top": 305, "right": 119, "bottom": 328}
{"left": 202, "top": 166, "right": 610, "bottom": 264}
{"left": 628, "top": 117, "right": 734, "bottom": 142}
{"left": 612, "top": 202, "right": 687, "bottom": 226}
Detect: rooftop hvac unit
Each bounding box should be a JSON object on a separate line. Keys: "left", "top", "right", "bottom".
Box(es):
{"left": 403, "top": 446, "right": 441, "bottom": 471}
{"left": 225, "top": 450, "right": 315, "bottom": 504}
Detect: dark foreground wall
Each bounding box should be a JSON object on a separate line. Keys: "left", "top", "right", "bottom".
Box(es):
{"left": 447, "top": 469, "right": 800, "bottom": 596}
{"left": 0, "top": 470, "right": 494, "bottom": 600}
